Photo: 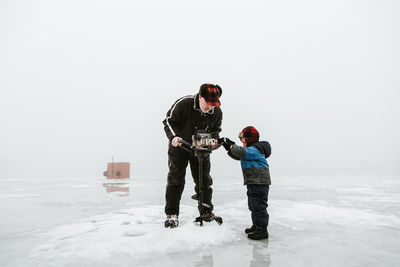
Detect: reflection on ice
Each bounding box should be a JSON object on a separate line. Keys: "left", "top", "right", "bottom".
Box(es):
{"left": 102, "top": 182, "right": 130, "bottom": 196}
{"left": 193, "top": 253, "right": 214, "bottom": 267}
{"left": 250, "top": 240, "right": 270, "bottom": 267}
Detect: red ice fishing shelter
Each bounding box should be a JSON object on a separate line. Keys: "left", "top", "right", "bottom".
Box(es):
{"left": 103, "top": 162, "right": 130, "bottom": 179}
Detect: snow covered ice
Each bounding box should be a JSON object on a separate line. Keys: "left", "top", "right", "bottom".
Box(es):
{"left": 1, "top": 175, "right": 399, "bottom": 267}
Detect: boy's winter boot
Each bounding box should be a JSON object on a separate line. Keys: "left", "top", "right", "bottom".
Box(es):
{"left": 247, "top": 226, "right": 268, "bottom": 240}
{"left": 245, "top": 225, "right": 256, "bottom": 234}
{"left": 164, "top": 215, "right": 179, "bottom": 228}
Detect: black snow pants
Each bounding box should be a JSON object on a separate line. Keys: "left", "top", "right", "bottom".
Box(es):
{"left": 247, "top": 184, "right": 269, "bottom": 227}
{"left": 165, "top": 150, "right": 213, "bottom": 216}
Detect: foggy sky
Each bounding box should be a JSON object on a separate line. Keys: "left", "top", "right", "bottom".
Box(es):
{"left": 1, "top": 0, "right": 399, "bottom": 178}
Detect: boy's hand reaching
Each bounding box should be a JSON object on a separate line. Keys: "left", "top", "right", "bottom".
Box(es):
{"left": 217, "top": 137, "right": 235, "bottom": 151}
{"left": 223, "top": 138, "right": 235, "bottom": 150}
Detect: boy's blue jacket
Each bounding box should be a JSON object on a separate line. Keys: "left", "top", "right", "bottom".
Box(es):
{"left": 230, "top": 141, "right": 271, "bottom": 185}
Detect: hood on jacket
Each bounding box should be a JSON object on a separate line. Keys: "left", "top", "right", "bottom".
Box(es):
{"left": 252, "top": 141, "right": 271, "bottom": 158}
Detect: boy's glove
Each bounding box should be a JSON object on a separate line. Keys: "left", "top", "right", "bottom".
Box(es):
{"left": 217, "top": 137, "right": 235, "bottom": 151}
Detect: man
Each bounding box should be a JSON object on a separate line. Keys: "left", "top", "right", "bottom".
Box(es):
{"left": 163, "top": 83, "right": 223, "bottom": 228}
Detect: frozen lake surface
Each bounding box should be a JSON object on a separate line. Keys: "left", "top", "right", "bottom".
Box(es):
{"left": 0, "top": 175, "right": 399, "bottom": 266}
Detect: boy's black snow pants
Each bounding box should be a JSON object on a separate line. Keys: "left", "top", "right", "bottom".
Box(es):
{"left": 165, "top": 150, "right": 213, "bottom": 216}
{"left": 247, "top": 184, "right": 269, "bottom": 228}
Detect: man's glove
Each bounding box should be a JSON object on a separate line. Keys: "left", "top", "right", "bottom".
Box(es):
{"left": 217, "top": 137, "right": 235, "bottom": 151}
{"left": 217, "top": 137, "right": 224, "bottom": 146}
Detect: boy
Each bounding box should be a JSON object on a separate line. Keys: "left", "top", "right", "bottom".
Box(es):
{"left": 218, "top": 126, "right": 271, "bottom": 240}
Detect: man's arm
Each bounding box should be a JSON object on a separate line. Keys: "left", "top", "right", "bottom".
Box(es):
{"left": 162, "top": 96, "right": 189, "bottom": 141}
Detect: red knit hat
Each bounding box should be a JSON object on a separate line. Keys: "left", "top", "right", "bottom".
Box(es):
{"left": 241, "top": 126, "right": 259, "bottom": 146}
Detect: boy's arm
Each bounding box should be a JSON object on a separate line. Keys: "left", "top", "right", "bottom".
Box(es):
{"left": 230, "top": 144, "right": 246, "bottom": 159}
{"left": 227, "top": 150, "right": 240, "bottom": 160}
{"left": 218, "top": 137, "right": 241, "bottom": 160}
{"left": 230, "top": 145, "right": 261, "bottom": 160}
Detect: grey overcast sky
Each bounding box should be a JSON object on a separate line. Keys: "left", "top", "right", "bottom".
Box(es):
{"left": 1, "top": 0, "right": 399, "bottom": 178}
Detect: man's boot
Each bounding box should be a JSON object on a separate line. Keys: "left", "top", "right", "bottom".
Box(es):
{"left": 247, "top": 226, "right": 268, "bottom": 240}
{"left": 164, "top": 215, "right": 179, "bottom": 228}
{"left": 199, "top": 207, "right": 214, "bottom": 222}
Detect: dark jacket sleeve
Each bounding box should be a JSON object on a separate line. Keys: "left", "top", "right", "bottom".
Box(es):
{"left": 230, "top": 144, "right": 246, "bottom": 159}
{"left": 163, "top": 98, "right": 186, "bottom": 141}
{"left": 227, "top": 150, "right": 240, "bottom": 160}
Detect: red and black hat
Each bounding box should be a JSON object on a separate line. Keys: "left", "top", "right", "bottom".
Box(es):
{"left": 199, "top": 83, "right": 222, "bottom": 107}
{"left": 241, "top": 126, "right": 259, "bottom": 146}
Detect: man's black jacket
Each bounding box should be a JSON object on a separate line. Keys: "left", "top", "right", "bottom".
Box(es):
{"left": 163, "top": 93, "right": 222, "bottom": 154}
